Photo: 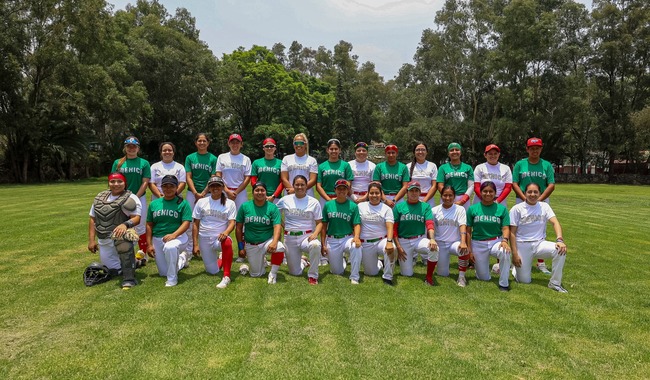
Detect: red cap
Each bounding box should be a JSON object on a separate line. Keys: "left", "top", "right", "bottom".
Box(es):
{"left": 262, "top": 138, "right": 276, "bottom": 146}
{"left": 229, "top": 133, "right": 242, "bottom": 142}
{"left": 385, "top": 144, "right": 398, "bottom": 152}
{"left": 406, "top": 181, "right": 421, "bottom": 190}
{"left": 527, "top": 137, "right": 543, "bottom": 147}
{"left": 484, "top": 144, "right": 500, "bottom": 153}
{"left": 335, "top": 179, "right": 349, "bottom": 188}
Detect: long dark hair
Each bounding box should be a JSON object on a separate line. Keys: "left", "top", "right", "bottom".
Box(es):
{"left": 409, "top": 142, "right": 428, "bottom": 178}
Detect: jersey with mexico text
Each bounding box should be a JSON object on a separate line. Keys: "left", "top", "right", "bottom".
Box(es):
{"left": 512, "top": 158, "right": 555, "bottom": 194}
{"left": 318, "top": 160, "right": 354, "bottom": 195}
{"left": 393, "top": 201, "right": 433, "bottom": 238}
{"left": 358, "top": 201, "right": 394, "bottom": 239}
{"left": 372, "top": 162, "right": 410, "bottom": 195}
{"left": 251, "top": 157, "right": 282, "bottom": 196}
{"left": 432, "top": 204, "right": 466, "bottom": 242}
{"left": 322, "top": 199, "right": 361, "bottom": 236}
{"left": 473, "top": 162, "right": 512, "bottom": 198}
{"left": 150, "top": 161, "right": 186, "bottom": 195}
{"left": 185, "top": 152, "right": 217, "bottom": 193}
{"left": 147, "top": 197, "right": 192, "bottom": 237}
{"left": 348, "top": 160, "right": 376, "bottom": 194}
{"left": 436, "top": 162, "right": 474, "bottom": 194}
{"left": 281, "top": 154, "right": 318, "bottom": 184}
{"left": 509, "top": 201, "right": 556, "bottom": 242}
{"left": 216, "top": 152, "right": 252, "bottom": 189}
{"left": 192, "top": 197, "right": 237, "bottom": 238}
{"left": 277, "top": 194, "right": 322, "bottom": 232}
{"left": 236, "top": 200, "right": 282, "bottom": 244}
{"left": 112, "top": 157, "right": 151, "bottom": 195}
{"left": 406, "top": 161, "right": 438, "bottom": 194}
{"left": 466, "top": 202, "right": 509, "bottom": 241}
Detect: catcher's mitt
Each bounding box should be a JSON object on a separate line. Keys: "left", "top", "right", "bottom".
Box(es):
{"left": 111, "top": 227, "right": 139, "bottom": 242}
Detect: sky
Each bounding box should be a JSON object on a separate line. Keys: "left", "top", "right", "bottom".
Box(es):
{"left": 109, "top": 0, "right": 594, "bottom": 81}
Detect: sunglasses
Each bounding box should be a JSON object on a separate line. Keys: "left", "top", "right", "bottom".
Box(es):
{"left": 293, "top": 141, "right": 306, "bottom": 146}
{"left": 263, "top": 145, "right": 276, "bottom": 149}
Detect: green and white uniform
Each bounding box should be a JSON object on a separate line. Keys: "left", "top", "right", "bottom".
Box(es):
{"left": 184, "top": 151, "right": 217, "bottom": 253}
{"left": 372, "top": 161, "right": 410, "bottom": 201}
{"left": 112, "top": 157, "right": 151, "bottom": 235}
{"left": 322, "top": 199, "right": 362, "bottom": 281}
{"left": 467, "top": 202, "right": 511, "bottom": 287}
{"left": 437, "top": 162, "right": 474, "bottom": 210}
{"left": 251, "top": 157, "right": 283, "bottom": 200}
{"left": 393, "top": 201, "right": 436, "bottom": 276}
{"left": 236, "top": 200, "right": 285, "bottom": 277}
{"left": 512, "top": 158, "right": 555, "bottom": 203}
{"left": 317, "top": 160, "right": 354, "bottom": 207}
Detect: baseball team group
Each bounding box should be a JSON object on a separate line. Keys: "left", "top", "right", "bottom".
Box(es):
{"left": 87, "top": 132, "right": 568, "bottom": 293}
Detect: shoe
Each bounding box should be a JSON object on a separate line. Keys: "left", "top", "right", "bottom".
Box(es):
{"left": 377, "top": 260, "right": 384, "bottom": 271}
{"left": 165, "top": 281, "right": 177, "bottom": 287}
{"left": 548, "top": 283, "right": 568, "bottom": 293}
{"left": 181, "top": 250, "right": 192, "bottom": 262}
{"left": 537, "top": 262, "right": 551, "bottom": 275}
{"left": 121, "top": 280, "right": 136, "bottom": 289}
{"left": 308, "top": 277, "right": 318, "bottom": 285}
{"left": 457, "top": 276, "right": 467, "bottom": 288}
{"left": 424, "top": 278, "right": 434, "bottom": 286}
{"left": 266, "top": 260, "right": 271, "bottom": 267}
{"left": 301, "top": 255, "right": 310, "bottom": 269}
{"left": 498, "top": 285, "right": 510, "bottom": 292}
{"left": 491, "top": 263, "right": 500, "bottom": 274}
{"left": 319, "top": 258, "right": 328, "bottom": 267}
{"left": 383, "top": 278, "right": 394, "bottom": 286}
{"left": 180, "top": 251, "right": 191, "bottom": 269}
{"left": 216, "top": 276, "right": 231, "bottom": 289}
{"left": 235, "top": 257, "right": 245, "bottom": 263}
{"left": 267, "top": 272, "right": 277, "bottom": 284}
{"left": 511, "top": 266, "right": 518, "bottom": 281}
{"left": 350, "top": 279, "right": 359, "bottom": 285}
{"left": 239, "top": 264, "right": 249, "bottom": 276}
{"left": 342, "top": 258, "right": 347, "bottom": 270}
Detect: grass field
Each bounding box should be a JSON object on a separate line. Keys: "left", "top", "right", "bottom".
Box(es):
{"left": 1, "top": 179, "right": 649, "bottom": 379}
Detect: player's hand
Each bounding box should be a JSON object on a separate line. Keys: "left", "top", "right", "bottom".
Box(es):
{"left": 321, "top": 246, "right": 329, "bottom": 256}
{"left": 239, "top": 249, "right": 246, "bottom": 258}
{"left": 88, "top": 242, "right": 98, "bottom": 253}
{"left": 459, "top": 242, "right": 468, "bottom": 254}
{"left": 267, "top": 242, "right": 278, "bottom": 253}
{"left": 556, "top": 242, "right": 567, "bottom": 255}
{"left": 308, "top": 233, "right": 318, "bottom": 242}
{"left": 111, "top": 224, "right": 127, "bottom": 238}
{"left": 428, "top": 239, "right": 438, "bottom": 252}
{"left": 162, "top": 234, "right": 175, "bottom": 243}
{"left": 353, "top": 237, "right": 361, "bottom": 248}
{"left": 500, "top": 241, "right": 511, "bottom": 253}
{"left": 147, "top": 246, "right": 156, "bottom": 258}
{"left": 397, "top": 247, "right": 406, "bottom": 261}
{"left": 385, "top": 241, "right": 395, "bottom": 260}
{"left": 227, "top": 191, "right": 236, "bottom": 201}
{"left": 512, "top": 254, "right": 522, "bottom": 267}
{"left": 193, "top": 246, "right": 201, "bottom": 257}
{"left": 266, "top": 196, "right": 275, "bottom": 202}
{"left": 286, "top": 188, "right": 295, "bottom": 194}
{"left": 385, "top": 199, "right": 395, "bottom": 208}
{"left": 218, "top": 233, "right": 228, "bottom": 242}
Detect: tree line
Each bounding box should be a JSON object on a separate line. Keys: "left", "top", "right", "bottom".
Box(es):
{"left": 1, "top": 0, "right": 648, "bottom": 183}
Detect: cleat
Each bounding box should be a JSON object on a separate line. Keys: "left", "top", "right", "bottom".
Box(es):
{"left": 511, "top": 266, "right": 518, "bottom": 281}
{"left": 235, "top": 257, "right": 246, "bottom": 263}
{"left": 537, "top": 262, "right": 551, "bottom": 275}
{"left": 165, "top": 281, "right": 177, "bottom": 287}
{"left": 498, "top": 285, "right": 510, "bottom": 292}
{"left": 216, "top": 276, "right": 231, "bottom": 289}
{"left": 350, "top": 279, "right": 359, "bottom": 285}
{"left": 308, "top": 277, "right": 318, "bottom": 285}
{"left": 548, "top": 283, "right": 568, "bottom": 293}
{"left": 457, "top": 276, "right": 467, "bottom": 287}
{"left": 239, "top": 264, "right": 249, "bottom": 276}
{"left": 424, "top": 278, "right": 434, "bottom": 286}
{"left": 382, "top": 278, "right": 394, "bottom": 286}
{"left": 319, "top": 258, "right": 328, "bottom": 267}
{"left": 491, "top": 263, "right": 500, "bottom": 274}
{"left": 267, "top": 272, "right": 277, "bottom": 284}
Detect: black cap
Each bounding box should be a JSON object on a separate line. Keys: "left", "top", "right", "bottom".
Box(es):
{"left": 161, "top": 175, "right": 179, "bottom": 186}
{"left": 252, "top": 182, "right": 267, "bottom": 190}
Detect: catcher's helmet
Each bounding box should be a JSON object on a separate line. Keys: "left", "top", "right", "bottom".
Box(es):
{"left": 83, "top": 262, "right": 112, "bottom": 286}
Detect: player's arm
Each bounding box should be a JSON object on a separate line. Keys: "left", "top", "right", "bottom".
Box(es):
{"left": 163, "top": 220, "right": 190, "bottom": 243}
{"left": 423, "top": 180, "right": 437, "bottom": 203}
{"left": 268, "top": 224, "right": 282, "bottom": 253}
{"left": 353, "top": 224, "right": 361, "bottom": 247}
{"left": 500, "top": 226, "right": 511, "bottom": 252}
{"left": 88, "top": 217, "right": 98, "bottom": 253}
{"left": 235, "top": 176, "right": 251, "bottom": 198}
{"left": 393, "top": 181, "right": 408, "bottom": 203}
{"left": 466, "top": 226, "right": 473, "bottom": 256}
{"left": 148, "top": 181, "right": 163, "bottom": 198}
{"left": 549, "top": 216, "right": 567, "bottom": 254}
{"left": 458, "top": 224, "right": 468, "bottom": 253}
{"left": 146, "top": 222, "right": 155, "bottom": 257}
{"left": 307, "top": 172, "right": 318, "bottom": 190}
{"left": 512, "top": 181, "right": 525, "bottom": 201}
{"left": 426, "top": 219, "right": 437, "bottom": 252}
{"left": 320, "top": 221, "right": 329, "bottom": 255}
{"left": 192, "top": 219, "right": 201, "bottom": 256}
{"left": 509, "top": 225, "right": 521, "bottom": 267}
{"left": 310, "top": 220, "right": 322, "bottom": 241}
{"left": 538, "top": 183, "right": 555, "bottom": 202}
{"left": 235, "top": 222, "right": 246, "bottom": 257}
{"left": 315, "top": 182, "right": 330, "bottom": 201}
{"left": 385, "top": 221, "right": 395, "bottom": 259}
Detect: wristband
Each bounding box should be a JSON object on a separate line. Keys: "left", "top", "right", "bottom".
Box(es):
{"left": 556, "top": 238, "right": 564, "bottom": 243}
{"left": 124, "top": 219, "right": 134, "bottom": 228}
{"left": 238, "top": 242, "right": 245, "bottom": 250}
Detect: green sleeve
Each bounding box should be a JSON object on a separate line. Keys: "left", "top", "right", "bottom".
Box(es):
{"left": 321, "top": 202, "right": 329, "bottom": 223}
{"left": 184, "top": 155, "right": 193, "bottom": 173}
{"left": 545, "top": 161, "right": 555, "bottom": 184}
{"left": 317, "top": 162, "right": 324, "bottom": 183}
{"left": 372, "top": 165, "right": 381, "bottom": 181}
{"left": 436, "top": 166, "right": 445, "bottom": 183}
{"left": 270, "top": 204, "right": 282, "bottom": 225}
{"left": 251, "top": 160, "right": 259, "bottom": 176}
{"left": 210, "top": 155, "right": 218, "bottom": 175}
{"left": 345, "top": 162, "right": 354, "bottom": 181}
{"left": 466, "top": 207, "right": 474, "bottom": 227}
{"left": 500, "top": 205, "right": 510, "bottom": 227}
{"left": 352, "top": 205, "right": 361, "bottom": 225}
{"left": 465, "top": 164, "right": 474, "bottom": 179}
{"left": 236, "top": 205, "right": 245, "bottom": 224}
{"left": 180, "top": 200, "right": 192, "bottom": 222}
{"left": 146, "top": 202, "right": 154, "bottom": 223}
{"left": 401, "top": 164, "right": 411, "bottom": 182}
{"left": 512, "top": 161, "right": 521, "bottom": 183}
{"left": 142, "top": 159, "right": 151, "bottom": 179}
{"left": 424, "top": 204, "right": 434, "bottom": 221}
{"left": 111, "top": 160, "right": 118, "bottom": 173}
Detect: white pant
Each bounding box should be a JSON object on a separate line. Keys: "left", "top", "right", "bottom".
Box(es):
{"left": 152, "top": 234, "right": 188, "bottom": 285}
{"left": 229, "top": 187, "right": 249, "bottom": 210}
{"left": 327, "top": 236, "right": 362, "bottom": 281}
{"left": 436, "top": 241, "right": 462, "bottom": 276}
{"left": 361, "top": 238, "right": 394, "bottom": 280}
{"left": 515, "top": 240, "right": 566, "bottom": 286}
{"left": 136, "top": 195, "right": 147, "bottom": 235}
{"left": 97, "top": 238, "right": 122, "bottom": 270}
{"left": 185, "top": 191, "right": 199, "bottom": 253}
{"left": 245, "top": 239, "right": 286, "bottom": 278}
{"left": 397, "top": 236, "right": 437, "bottom": 276}
{"left": 419, "top": 194, "right": 436, "bottom": 208}
{"left": 455, "top": 195, "right": 470, "bottom": 211}
{"left": 284, "top": 233, "right": 321, "bottom": 278}
{"left": 471, "top": 238, "right": 510, "bottom": 287}
{"left": 198, "top": 235, "right": 230, "bottom": 275}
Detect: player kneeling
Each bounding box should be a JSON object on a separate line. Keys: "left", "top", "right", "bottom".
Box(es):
{"left": 432, "top": 186, "right": 470, "bottom": 287}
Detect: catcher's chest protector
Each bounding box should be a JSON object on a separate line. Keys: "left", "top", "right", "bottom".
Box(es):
{"left": 93, "top": 190, "right": 136, "bottom": 239}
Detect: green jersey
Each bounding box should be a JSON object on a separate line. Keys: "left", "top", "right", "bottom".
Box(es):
{"left": 147, "top": 197, "right": 192, "bottom": 237}
{"left": 393, "top": 201, "right": 433, "bottom": 238}
{"left": 317, "top": 160, "right": 354, "bottom": 195}
{"left": 436, "top": 162, "right": 474, "bottom": 194}
{"left": 112, "top": 157, "right": 151, "bottom": 195}
{"left": 322, "top": 199, "right": 361, "bottom": 236}
{"left": 236, "top": 200, "right": 282, "bottom": 244}
{"left": 512, "top": 158, "right": 555, "bottom": 195}
{"left": 185, "top": 152, "right": 218, "bottom": 192}
{"left": 466, "top": 202, "right": 509, "bottom": 241}
{"left": 251, "top": 157, "right": 282, "bottom": 196}
{"left": 372, "top": 161, "right": 410, "bottom": 195}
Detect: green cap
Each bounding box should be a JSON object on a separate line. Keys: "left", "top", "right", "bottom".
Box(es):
{"left": 447, "top": 142, "right": 461, "bottom": 151}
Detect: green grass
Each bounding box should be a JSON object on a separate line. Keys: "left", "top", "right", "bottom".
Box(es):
{"left": 1, "top": 180, "right": 649, "bottom": 379}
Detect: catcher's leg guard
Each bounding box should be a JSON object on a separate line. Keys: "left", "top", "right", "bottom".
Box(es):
{"left": 115, "top": 240, "right": 137, "bottom": 286}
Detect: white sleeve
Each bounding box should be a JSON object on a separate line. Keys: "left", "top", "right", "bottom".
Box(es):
{"left": 503, "top": 164, "right": 512, "bottom": 184}
{"left": 542, "top": 202, "right": 556, "bottom": 220}
{"left": 244, "top": 156, "right": 252, "bottom": 176}
{"left": 473, "top": 164, "right": 483, "bottom": 182}
{"left": 313, "top": 199, "right": 323, "bottom": 220}
{"left": 177, "top": 163, "right": 187, "bottom": 183}
{"left": 383, "top": 204, "right": 395, "bottom": 223}
{"left": 192, "top": 199, "right": 203, "bottom": 220}
{"left": 216, "top": 154, "right": 225, "bottom": 173}
{"left": 456, "top": 206, "right": 467, "bottom": 225}
{"left": 309, "top": 156, "right": 318, "bottom": 174}
{"left": 431, "top": 163, "right": 438, "bottom": 181}
{"left": 281, "top": 156, "right": 289, "bottom": 172}
{"left": 89, "top": 204, "right": 95, "bottom": 218}
{"left": 227, "top": 200, "right": 237, "bottom": 220}
{"left": 509, "top": 206, "right": 520, "bottom": 227}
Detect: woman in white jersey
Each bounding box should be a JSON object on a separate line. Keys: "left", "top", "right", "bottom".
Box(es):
{"left": 216, "top": 133, "right": 252, "bottom": 210}
{"left": 358, "top": 182, "right": 396, "bottom": 286}
{"left": 277, "top": 175, "right": 323, "bottom": 285}
{"left": 406, "top": 142, "right": 438, "bottom": 208}
{"left": 473, "top": 144, "right": 512, "bottom": 206}
{"left": 192, "top": 176, "right": 237, "bottom": 289}
{"left": 281, "top": 133, "right": 318, "bottom": 197}
{"left": 149, "top": 142, "right": 186, "bottom": 200}
{"left": 348, "top": 141, "right": 376, "bottom": 203}
{"left": 431, "top": 185, "right": 469, "bottom": 287}
{"left": 509, "top": 183, "right": 568, "bottom": 293}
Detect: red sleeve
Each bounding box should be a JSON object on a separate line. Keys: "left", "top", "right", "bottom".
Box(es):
{"left": 393, "top": 222, "right": 399, "bottom": 239}
{"left": 250, "top": 176, "right": 257, "bottom": 186}
{"left": 474, "top": 182, "right": 481, "bottom": 200}
{"left": 425, "top": 220, "right": 434, "bottom": 231}
{"left": 497, "top": 183, "right": 512, "bottom": 203}
{"left": 273, "top": 182, "right": 285, "bottom": 197}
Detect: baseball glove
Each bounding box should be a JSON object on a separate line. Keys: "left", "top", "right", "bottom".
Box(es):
{"left": 111, "top": 227, "right": 139, "bottom": 242}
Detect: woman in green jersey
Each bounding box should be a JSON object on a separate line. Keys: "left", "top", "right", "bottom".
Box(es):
{"left": 316, "top": 138, "right": 354, "bottom": 208}
{"left": 436, "top": 142, "right": 474, "bottom": 210}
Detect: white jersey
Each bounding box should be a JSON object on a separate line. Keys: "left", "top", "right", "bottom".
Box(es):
{"left": 277, "top": 194, "right": 321, "bottom": 232}
{"left": 509, "top": 201, "right": 556, "bottom": 242}
{"left": 432, "top": 204, "right": 466, "bottom": 243}
{"left": 473, "top": 162, "right": 512, "bottom": 198}
{"left": 192, "top": 196, "right": 237, "bottom": 238}
{"left": 348, "top": 159, "right": 376, "bottom": 193}
{"left": 150, "top": 160, "right": 186, "bottom": 195}
{"left": 358, "top": 201, "right": 394, "bottom": 239}
{"left": 89, "top": 193, "right": 142, "bottom": 218}
{"left": 406, "top": 161, "right": 438, "bottom": 194}
{"left": 281, "top": 153, "right": 318, "bottom": 184}
{"left": 216, "top": 152, "right": 252, "bottom": 189}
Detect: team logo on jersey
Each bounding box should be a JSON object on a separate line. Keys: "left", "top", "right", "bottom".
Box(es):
{"left": 202, "top": 209, "right": 229, "bottom": 220}
{"left": 436, "top": 219, "right": 459, "bottom": 227}
{"left": 257, "top": 166, "right": 279, "bottom": 174}
{"left": 519, "top": 214, "right": 544, "bottom": 225}
{"left": 380, "top": 173, "right": 402, "bottom": 181}
{"left": 322, "top": 169, "right": 343, "bottom": 177}
{"left": 245, "top": 215, "right": 271, "bottom": 225}
{"left": 445, "top": 171, "right": 468, "bottom": 179}
{"left": 327, "top": 211, "right": 352, "bottom": 222}
{"left": 288, "top": 164, "right": 310, "bottom": 171}
{"left": 519, "top": 171, "right": 547, "bottom": 179}
{"left": 192, "top": 163, "right": 212, "bottom": 171}
{"left": 360, "top": 212, "right": 385, "bottom": 222}
{"left": 284, "top": 208, "right": 313, "bottom": 219}
{"left": 223, "top": 162, "right": 246, "bottom": 170}
{"left": 400, "top": 214, "right": 424, "bottom": 223}
{"left": 120, "top": 167, "right": 143, "bottom": 174}
{"left": 153, "top": 209, "right": 180, "bottom": 218}
{"left": 473, "top": 215, "right": 501, "bottom": 223}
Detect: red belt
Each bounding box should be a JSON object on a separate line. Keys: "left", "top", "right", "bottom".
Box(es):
{"left": 353, "top": 191, "right": 367, "bottom": 195}
{"left": 228, "top": 187, "right": 238, "bottom": 191}
{"left": 479, "top": 237, "right": 499, "bottom": 241}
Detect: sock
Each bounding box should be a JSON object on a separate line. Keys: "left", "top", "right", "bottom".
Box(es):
{"left": 270, "top": 252, "right": 284, "bottom": 274}
{"left": 458, "top": 254, "right": 469, "bottom": 273}
{"left": 221, "top": 238, "right": 233, "bottom": 277}
{"left": 426, "top": 260, "right": 437, "bottom": 283}
{"left": 537, "top": 259, "right": 545, "bottom": 265}
{"left": 138, "top": 234, "right": 148, "bottom": 253}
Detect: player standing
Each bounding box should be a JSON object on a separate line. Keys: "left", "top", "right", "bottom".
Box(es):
{"left": 250, "top": 137, "right": 284, "bottom": 204}
{"left": 473, "top": 144, "right": 512, "bottom": 207}
{"left": 281, "top": 133, "right": 318, "bottom": 197}
{"left": 316, "top": 138, "right": 354, "bottom": 208}
{"left": 432, "top": 186, "right": 469, "bottom": 287}
{"left": 372, "top": 144, "right": 410, "bottom": 207}
{"left": 406, "top": 142, "right": 438, "bottom": 208}
{"left": 321, "top": 179, "right": 363, "bottom": 284}
{"left": 149, "top": 142, "right": 186, "bottom": 200}
{"left": 436, "top": 142, "right": 474, "bottom": 210}
{"left": 347, "top": 141, "right": 376, "bottom": 203}
{"left": 216, "top": 133, "right": 252, "bottom": 210}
